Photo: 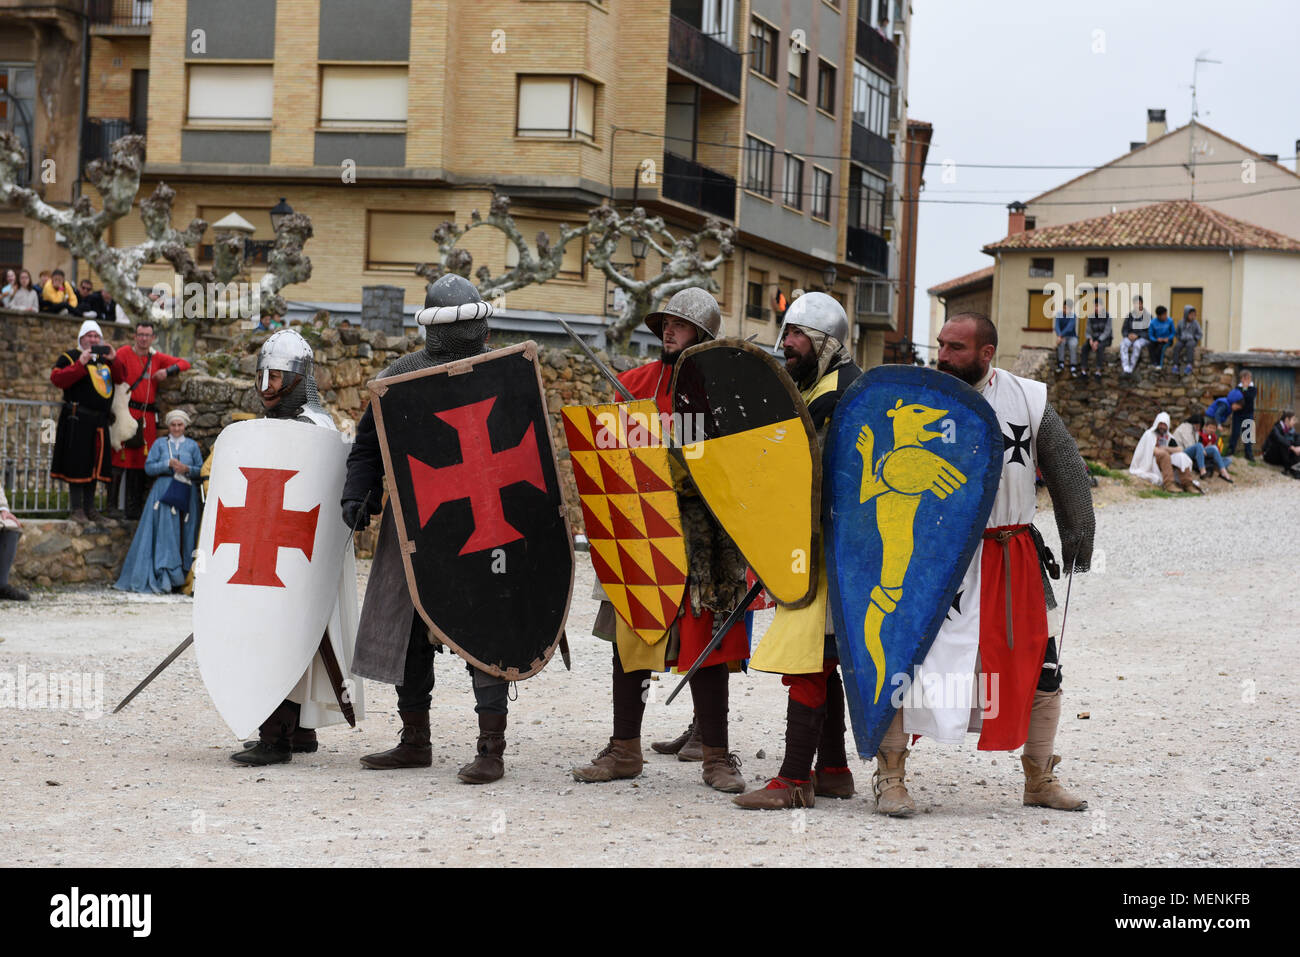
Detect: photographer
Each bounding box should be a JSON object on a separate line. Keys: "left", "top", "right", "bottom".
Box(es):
{"left": 49, "top": 320, "right": 122, "bottom": 523}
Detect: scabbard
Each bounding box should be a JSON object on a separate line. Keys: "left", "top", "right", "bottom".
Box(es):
{"left": 316, "top": 631, "right": 356, "bottom": 727}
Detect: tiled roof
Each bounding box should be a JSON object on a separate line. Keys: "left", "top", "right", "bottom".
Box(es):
{"left": 982, "top": 200, "right": 1300, "bottom": 253}
{"left": 927, "top": 264, "right": 994, "bottom": 296}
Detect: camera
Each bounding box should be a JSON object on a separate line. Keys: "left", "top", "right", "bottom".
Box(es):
{"left": 89, "top": 345, "right": 113, "bottom": 359}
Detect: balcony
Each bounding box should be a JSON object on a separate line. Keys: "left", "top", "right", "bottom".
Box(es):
{"left": 668, "top": 16, "right": 742, "bottom": 101}
{"left": 851, "top": 123, "right": 893, "bottom": 177}
{"left": 663, "top": 152, "right": 736, "bottom": 221}
{"left": 83, "top": 118, "right": 144, "bottom": 169}
{"left": 856, "top": 18, "right": 898, "bottom": 81}
{"left": 88, "top": 0, "right": 152, "bottom": 31}
{"left": 847, "top": 226, "right": 889, "bottom": 275}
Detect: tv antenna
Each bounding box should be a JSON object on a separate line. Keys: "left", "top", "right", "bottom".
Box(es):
{"left": 1188, "top": 52, "right": 1221, "bottom": 199}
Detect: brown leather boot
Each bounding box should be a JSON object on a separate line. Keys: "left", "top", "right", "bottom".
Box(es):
{"left": 812, "top": 767, "right": 856, "bottom": 798}
{"left": 360, "top": 710, "right": 432, "bottom": 770}
{"left": 457, "top": 713, "right": 507, "bottom": 784}
{"left": 872, "top": 749, "right": 916, "bottom": 817}
{"left": 242, "top": 726, "right": 318, "bottom": 754}
{"left": 701, "top": 745, "right": 746, "bottom": 793}
{"left": 732, "top": 776, "right": 815, "bottom": 810}
{"left": 571, "top": 738, "right": 643, "bottom": 782}
{"left": 651, "top": 716, "right": 697, "bottom": 756}
{"left": 1021, "top": 754, "right": 1088, "bottom": 811}
{"left": 676, "top": 723, "right": 704, "bottom": 762}
{"left": 231, "top": 700, "right": 297, "bottom": 766}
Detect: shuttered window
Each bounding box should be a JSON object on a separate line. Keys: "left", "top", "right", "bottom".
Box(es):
{"left": 366, "top": 210, "right": 449, "bottom": 272}
{"left": 187, "top": 65, "right": 273, "bottom": 124}
{"left": 320, "top": 66, "right": 408, "bottom": 127}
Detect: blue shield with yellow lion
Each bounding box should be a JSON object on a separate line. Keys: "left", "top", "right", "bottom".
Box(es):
{"left": 825, "top": 366, "right": 1003, "bottom": 758}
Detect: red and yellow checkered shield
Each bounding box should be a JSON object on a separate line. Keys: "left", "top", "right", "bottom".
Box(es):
{"left": 561, "top": 400, "right": 687, "bottom": 645}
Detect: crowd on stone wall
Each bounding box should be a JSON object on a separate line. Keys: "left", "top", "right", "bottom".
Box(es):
{"left": 2, "top": 266, "right": 128, "bottom": 322}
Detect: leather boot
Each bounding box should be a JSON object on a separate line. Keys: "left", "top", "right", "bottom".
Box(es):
{"left": 732, "top": 776, "right": 815, "bottom": 810}
{"left": 701, "top": 745, "right": 746, "bottom": 793}
{"left": 651, "top": 716, "right": 697, "bottom": 756}
{"left": 677, "top": 723, "right": 704, "bottom": 762}
{"left": 571, "top": 737, "right": 643, "bottom": 782}
{"left": 812, "top": 767, "right": 856, "bottom": 798}
{"left": 360, "top": 710, "right": 432, "bottom": 770}
{"left": 1021, "top": 754, "right": 1088, "bottom": 811}
{"left": 872, "top": 749, "right": 916, "bottom": 817}
{"left": 231, "top": 700, "right": 297, "bottom": 766}
{"left": 242, "top": 726, "right": 318, "bottom": 754}
{"left": 457, "top": 713, "right": 507, "bottom": 784}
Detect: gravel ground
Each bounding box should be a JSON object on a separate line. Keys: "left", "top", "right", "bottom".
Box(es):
{"left": 1, "top": 468, "right": 1296, "bottom": 868}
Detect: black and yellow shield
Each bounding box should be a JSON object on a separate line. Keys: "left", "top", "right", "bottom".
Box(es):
{"left": 669, "top": 339, "right": 820, "bottom": 608}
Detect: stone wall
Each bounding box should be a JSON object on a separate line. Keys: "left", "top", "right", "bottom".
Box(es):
{"left": 9, "top": 519, "right": 136, "bottom": 588}
{"left": 1012, "top": 346, "right": 1247, "bottom": 467}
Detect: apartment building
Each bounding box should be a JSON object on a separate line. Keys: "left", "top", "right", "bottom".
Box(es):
{"left": 62, "top": 0, "right": 915, "bottom": 365}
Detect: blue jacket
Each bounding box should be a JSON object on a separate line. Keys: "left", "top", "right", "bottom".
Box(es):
{"left": 1148, "top": 315, "right": 1176, "bottom": 342}
{"left": 1053, "top": 313, "right": 1078, "bottom": 337}
{"left": 1206, "top": 388, "right": 1245, "bottom": 426}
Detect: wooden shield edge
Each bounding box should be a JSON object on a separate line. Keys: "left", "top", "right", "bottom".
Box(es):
{"left": 824, "top": 366, "right": 1004, "bottom": 757}
{"left": 368, "top": 340, "right": 575, "bottom": 680}
{"left": 668, "top": 337, "right": 822, "bottom": 609}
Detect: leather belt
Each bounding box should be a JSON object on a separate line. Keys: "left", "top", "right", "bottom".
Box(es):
{"left": 128, "top": 401, "right": 158, "bottom": 414}
{"left": 983, "top": 524, "right": 1030, "bottom": 650}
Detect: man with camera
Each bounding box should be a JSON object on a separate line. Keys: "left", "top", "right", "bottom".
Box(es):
{"left": 50, "top": 320, "right": 122, "bottom": 523}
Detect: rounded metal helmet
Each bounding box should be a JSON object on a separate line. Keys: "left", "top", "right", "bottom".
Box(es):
{"left": 256, "top": 328, "right": 313, "bottom": 391}
{"left": 416, "top": 273, "right": 493, "bottom": 325}
{"left": 778, "top": 291, "right": 849, "bottom": 348}
{"left": 644, "top": 286, "right": 721, "bottom": 342}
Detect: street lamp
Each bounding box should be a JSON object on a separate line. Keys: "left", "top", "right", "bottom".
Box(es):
{"left": 822, "top": 265, "right": 837, "bottom": 289}
{"left": 629, "top": 235, "right": 648, "bottom": 263}
{"left": 270, "top": 197, "right": 294, "bottom": 233}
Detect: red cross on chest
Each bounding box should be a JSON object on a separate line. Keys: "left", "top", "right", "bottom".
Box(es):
{"left": 407, "top": 397, "right": 547, "bottom": 556}
{"left": 214, "top": 467, "right": 320, "bottom": 587}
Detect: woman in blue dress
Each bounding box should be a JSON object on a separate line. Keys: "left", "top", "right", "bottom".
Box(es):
{"left": 114, "top": 409, "right": 203, "bottom": 594}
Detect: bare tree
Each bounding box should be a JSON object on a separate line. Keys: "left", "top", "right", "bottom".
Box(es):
{"left": 417, "top": 193, "right": 734, "bottom": 346}
{"left": 0, "top": 132, "right": 312, "bottom": 328}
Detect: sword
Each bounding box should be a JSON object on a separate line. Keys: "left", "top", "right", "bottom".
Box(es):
{"left": 315, "top": 630, "right": 356, "bottom": 727}
{"left": 664, "top": 580, "right": 764, "bottom": 706}
{"left": 112, "top": 633, "right": 194, "bottom": 713}
{"left": 1056, "top": 559, "right": 1076, "bottom": 663}
{"left": 557, "top": 319, "right": 636, "bottom": 403}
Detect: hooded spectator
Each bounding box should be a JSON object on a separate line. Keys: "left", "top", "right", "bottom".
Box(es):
{"left": 1206, "top": 388, "right": 1244, "bottom": 427}
{"left": 1129, "top": 411, "right": 1202, "bottom": 494}
{"left": 1170, "top": 305, "right": 1202, "bottom": 375}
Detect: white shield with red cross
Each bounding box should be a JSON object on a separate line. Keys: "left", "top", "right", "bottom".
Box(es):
{"left": 193, "top": 418, "right": 352, "bottom": 738}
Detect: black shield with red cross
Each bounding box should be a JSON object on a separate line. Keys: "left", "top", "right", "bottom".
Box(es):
{"left": 369, "top": 341, "right": 574, "bottom": 679}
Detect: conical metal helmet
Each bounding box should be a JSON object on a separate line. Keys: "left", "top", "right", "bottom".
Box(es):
{"left": 256, "top": 328, "right": 313, "bottom": 390}
{"left": 777, "top": 291, "right": 849, "bottom": 350}
{"left": 644, "top": 286, "right": 721, "bottom": 342}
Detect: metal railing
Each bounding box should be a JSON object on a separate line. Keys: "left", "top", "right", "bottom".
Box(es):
{"left": 855, "top": 17, "right": 898, "bottom": 80}
{"left": 668, "top": 15, "right": 742, "bottom": 100}
{"left": 1, "top": 399, "right": 103, "bottom": 515}
{"left": 83, "top": 118, "right": 142, "bottom": 168}
{"left": 847, "top": 226, "right": 889, "bottom": 275}
{"left": 88, "top": 0, "right": 153, "bottom": 27}
{"left": 663, "top": 151, "right": 737, "bottom": 220}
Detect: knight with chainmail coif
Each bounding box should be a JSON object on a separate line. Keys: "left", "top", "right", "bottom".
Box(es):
{"left": 234, "top": 329, "right": 366, "bottom": 765}
{"left": 341, "top": 275, "right": 514, "bottom": 784}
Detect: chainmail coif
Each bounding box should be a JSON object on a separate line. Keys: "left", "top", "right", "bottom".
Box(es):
{"left": 379, "top": 318, "right": 490, "bottom": 378}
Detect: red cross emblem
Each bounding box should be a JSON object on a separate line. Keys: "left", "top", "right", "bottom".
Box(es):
{"left": 213, "top": 467, "right": 320, "bottom": 587}
{"left": 408, "top": 397, "right": 546, "bottom": 556}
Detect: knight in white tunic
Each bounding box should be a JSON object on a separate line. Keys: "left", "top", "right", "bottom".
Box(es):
{"left": 231, "top": 330, "right": 364, "bottom": 766}
{"left": 870, "top": 313, "right": 1095, "bottom": 816}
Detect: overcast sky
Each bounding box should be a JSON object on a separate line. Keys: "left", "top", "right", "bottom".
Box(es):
{"left": 907, "top": 0, "right": 1300, "bottom": 350}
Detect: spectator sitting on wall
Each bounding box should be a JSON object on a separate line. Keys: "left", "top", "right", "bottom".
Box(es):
{"left": 1170, "top": 305, "right": 1202, "bottom": 376}
{"left": 1261, "top": 409, "right": 1300, "bottom": 480}
{"left": 1119, "top": 296, "right": 1152, "bottom": 375}
{"left": 1079, "top": 303, "right": 1112, "bottom": 381}
{"left": 1176, "top": 413, "right": 1233, "bottom": 483}
{"left": 1206, "top": 388, "right": 1244, "bottom": 427}
{"left": 1147, "top": 306, "right": 1176, "bottom": 372}
{"left": 40, "top": 269, "right": 79, "bottom": 315}
{"left": 1054, "top": 298, "right": 1079, "bottom": 376}
{"left": 255, "top": 310, "right": 284, "bottom": 332}
{"left": 73, "top": 278, "right": 113, "bottom": 320}
{"left": 0, "top": 486, "right": 30, "bottom": 601}
{"left": 1, "top": 269, "right": 39, "bottom": 313}
{"left": 1129, "top": 411, "right": 1203, "bottom": 494}
{"left": 1226, "top": 370, "right": 1257, "bottom": 462}
{"left": 1, "top": 268, "right": 15, "bottom": 299}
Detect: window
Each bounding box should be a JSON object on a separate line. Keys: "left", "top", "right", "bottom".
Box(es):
{"left": 1085, "top": 257, "right": 1109, "bottom": 277}
{"left": 877, "top": 0, "right": 890, "bottom": 28}
{"left": 749, "top": 17, "right": 777, "bottom": 80}
{"left": 187, "top": 65, "right": 273, "bottom": 125}
{"left": 1027, "top": 290, "right": 1054, "bottom": 331}
{"left": 0, "top": 65, "right": 36, "bottom": 183}
{"left": 744, "top": 135, "right": 774, "bottom": 197}
{"left": 848, "top": 166, "right": 887, "bottom": 233}
{"left": 856, "top": 279, "right": 892, "bottom": 316}
{"left": 852, "top": 61, "right": 890, "bottom": 136}
{"left": 320, "top": 66, "right": 408, "bottom": 128}
{"left": 672, "top": 0, "right": 737, "bottom": 48}
{"left": 505, "top": 217, "right": 586, "bottom": 279}
{"left": 811, "top": 167, "right": 832, "bottom": 221}
{"left": 665, "top": 83, "right": 699, "bottom": 158}
{"left": 746, "top": 268, "right": 766, "bottom": 320}
{"left": 1029, "top": 257, "right": 1054, "bottom": 278}
{"left": 366, "top": 211, "right": 449, "bottom": 272}
{"left": 816, "top": 60, "right": 836, "bottom": 114}
{"left": 1023, "top": 216, "right": 1036, "bottom": 230}
{"left": 788, "top": 45, "right": 807, "bottom": 97}
{"left": 782, "top": 153, "right": 804, "bottom": 210}
{"left": 516, "top": 76, "right": 596, "bottom": 141}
